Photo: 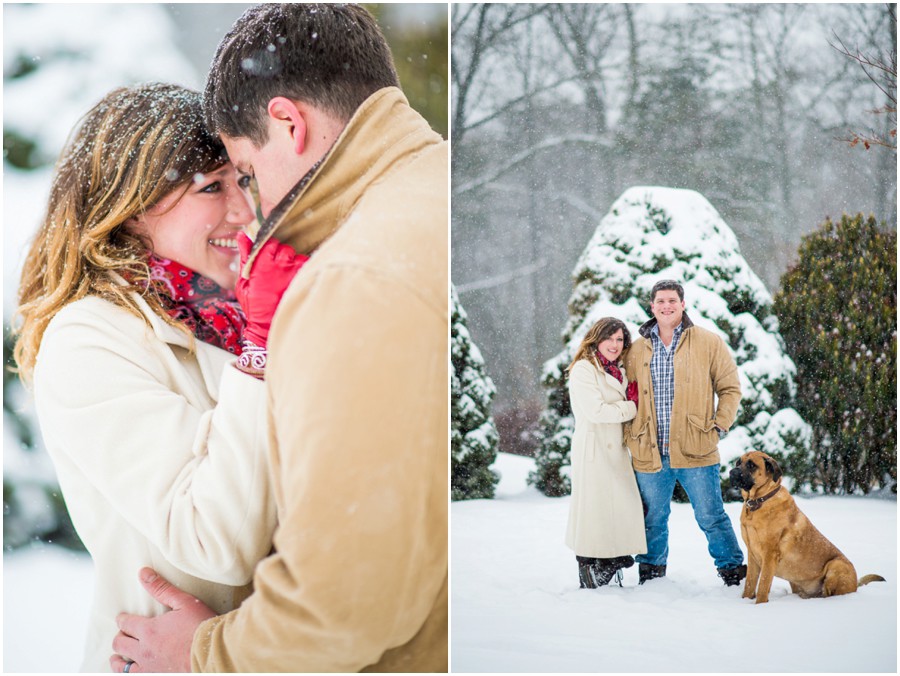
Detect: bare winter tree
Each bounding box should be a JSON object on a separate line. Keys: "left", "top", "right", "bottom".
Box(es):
{"left": 451, "top": 4, "right": 551, "bottom": 145}
{"left": 831, "top": 3, "right": 897, "bottom": 152}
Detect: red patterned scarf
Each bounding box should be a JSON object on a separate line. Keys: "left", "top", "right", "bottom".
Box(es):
{"left": 144, "top": 255, "right": 245, "bottom": 355}
{"left": 596, "top": 350, "right": 624, "bottom": 383}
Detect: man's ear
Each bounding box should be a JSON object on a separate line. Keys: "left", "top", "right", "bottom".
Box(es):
{"left": 267, "top": 96, "right": 307, "bottom": 155}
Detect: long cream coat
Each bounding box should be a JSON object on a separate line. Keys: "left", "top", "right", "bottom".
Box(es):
{"left": 565, "top": 358, "right": 647, "bottom": 558}
{"left": 33, "top": 291, "right": 277, "bottom": 672}
{"left": 192, "top": 87, "right": 448, "bottom": 672}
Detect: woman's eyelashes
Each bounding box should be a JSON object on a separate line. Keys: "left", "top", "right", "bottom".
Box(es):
{"left": 198, "top": 177, "right": 252, "bottom": 194}
{"left": 195, "top": 168, "right": 253, "bottom": 195}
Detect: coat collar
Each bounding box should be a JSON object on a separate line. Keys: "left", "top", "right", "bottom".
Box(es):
{"left": 638, "top": 311, "right": 694, "bottom": 340}
{"left": 243, "top": 86, "right": 442, "bottom": 272}
{"left": 109, "top": 271, "right": 231, "bottom": 400}
{"left": 132, "top": 290, "right": 231, "bottom": 400}
{"left": 108, "top": 271, "right": 191, "bottom": 349}
{"left": 588, "top": 355, "right": 627, "bottom": 396}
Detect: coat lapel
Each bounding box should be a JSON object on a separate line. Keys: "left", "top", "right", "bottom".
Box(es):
{"left": 589, "top": 356, "right": 627, "bottom": 397}
{"left": 108, "top": 271, "right": 233, "bottom": 402}
{"left": 128, "top": 286, "right": 231, "bottom": 401}
{"left": 246, "top": 87, "right": 440, "bottom": 267}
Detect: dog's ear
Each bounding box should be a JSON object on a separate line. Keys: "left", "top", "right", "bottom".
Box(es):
{"left": 764, "top": 456, "right": 783, "bottom": 482}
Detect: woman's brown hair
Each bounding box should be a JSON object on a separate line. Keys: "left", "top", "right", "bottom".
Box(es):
{"left": 13, "top": 83, "right": 227, "bottom": 383}
{"left": 567, "top": 317, "right": 632, "bottom": 372}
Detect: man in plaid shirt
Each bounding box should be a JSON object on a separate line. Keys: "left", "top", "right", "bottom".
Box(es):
{"left": 623, "top": 280, "right": 745, "bottom": 586}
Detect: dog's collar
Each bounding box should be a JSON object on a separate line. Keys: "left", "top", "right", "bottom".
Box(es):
{"left": 745, "top": 485, "right": 782, "bottom": 512}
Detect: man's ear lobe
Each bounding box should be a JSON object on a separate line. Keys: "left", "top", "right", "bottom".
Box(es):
{"left": 267, "top": 96, "right": 307, "bottom": 155}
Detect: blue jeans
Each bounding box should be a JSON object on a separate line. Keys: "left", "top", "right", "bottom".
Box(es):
{"left": 634, "top": 456, "right": 744, "bottom": 569}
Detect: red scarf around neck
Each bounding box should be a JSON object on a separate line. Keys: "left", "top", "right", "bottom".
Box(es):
{"left": 596, "top": 349, "right": 624, "bottom": 383}
{"left": 144, "top": 255, "right": 246, "bottom": 355}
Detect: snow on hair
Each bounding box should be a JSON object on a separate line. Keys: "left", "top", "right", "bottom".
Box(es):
{"left": 203, "top": 3, "right": 399, "bottom": 145}
{"left": 14, "top": 84, "right": 225, "bottom": 382}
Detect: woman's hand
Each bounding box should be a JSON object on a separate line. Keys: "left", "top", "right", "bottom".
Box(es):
{"left": 626, "top": 380, "right": 639, "bottom": 405}
{"left": 235, "top": 233, "right": 309, "bottom": 349}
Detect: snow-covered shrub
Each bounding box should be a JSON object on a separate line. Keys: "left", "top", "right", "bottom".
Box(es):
{"left": 774, "top": 213, "right": 896, "bottom": 494}
{"left": 530, "top": 186, "right": 812, "bottom": 497}
{"left": 451, "top": 286, "right": 500, "bottom": 500}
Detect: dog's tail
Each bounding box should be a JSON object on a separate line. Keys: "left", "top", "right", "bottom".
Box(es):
{"left": 859, "top": 574, "right": 886, "bottom": 586}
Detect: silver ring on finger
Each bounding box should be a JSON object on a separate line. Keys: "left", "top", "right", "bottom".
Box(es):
{"left": 123, "top": 661, "right": 134, "bottom": 673}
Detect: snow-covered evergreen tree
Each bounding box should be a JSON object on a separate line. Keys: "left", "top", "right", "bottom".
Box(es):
{"left": 3, "top": 4, "right": 199, "bottom": 549}
{"left": 530, "top": 186, "right": 812, "bottom": 497}
{"left": 451, "top": 285, "right": 500, "bottom": 500}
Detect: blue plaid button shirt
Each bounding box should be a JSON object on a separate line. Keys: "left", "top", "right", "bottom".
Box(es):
{"left": 649, "top": 322, "right": 685, "bottom": 457}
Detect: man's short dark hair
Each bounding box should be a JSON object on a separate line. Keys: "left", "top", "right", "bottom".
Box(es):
{"left": 650, "top": 280, "right": 684, "bottom": 303}
{"left": 203, "top": 3, "right": 400, "bottom": 145}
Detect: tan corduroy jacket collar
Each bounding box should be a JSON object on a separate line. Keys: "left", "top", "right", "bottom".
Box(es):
{"left": 243, "top": 86, "right": 440, "bottom": 273}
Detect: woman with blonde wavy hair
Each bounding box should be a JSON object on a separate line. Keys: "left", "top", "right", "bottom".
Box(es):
{"left": 565, "top": 316, "right": 647, "bottom": 588}
{"left": 14, "top": 83, "right": 305, "bottom": 672}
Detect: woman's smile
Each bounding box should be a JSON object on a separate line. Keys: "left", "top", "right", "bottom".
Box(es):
{"left": 131, "top": 164, "right": 255, "bottom": 289}
{"left": 209, "top": 236, "right": 239, "bottom": 250}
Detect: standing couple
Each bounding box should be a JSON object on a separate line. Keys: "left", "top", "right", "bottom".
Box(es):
{"left": 565, "top": 281, "right": 748, "bottom": 588}
{"left": 14, "top": 4, "right": 447, "bottom": 673}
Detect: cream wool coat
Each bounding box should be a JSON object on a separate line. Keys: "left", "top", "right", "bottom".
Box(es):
{"left": 192, "top": 87, "right": 448, "bottom": 673}
{"left": 33, "top": 290, "right": 277, "bottom": 672}
{"left": 565, "top": 358, "right": 647, "bottom": 558}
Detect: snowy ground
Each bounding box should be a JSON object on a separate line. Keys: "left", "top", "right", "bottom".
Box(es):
{"left": 452, "top": 453, "right": 897, "bottom": 673}
{"left": 3, "top": 543, "right": 94, "bottom": 672}
{"left": 4, "top": 453, "right": 895, "bottom": 673}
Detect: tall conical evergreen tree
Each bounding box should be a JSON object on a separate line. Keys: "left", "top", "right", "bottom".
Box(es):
{"left": 451, "top": 285, "right": 500, "bottom": 500}
{"left": 774, "top": 214, "right": 896, "bottom": 494}
{"left": 530, "top": 187, "right": 811, "bottom": 497}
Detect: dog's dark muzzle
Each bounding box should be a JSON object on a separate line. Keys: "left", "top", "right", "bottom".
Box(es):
{"left": 729, "top": 466, "right": 754, "bottom": 491}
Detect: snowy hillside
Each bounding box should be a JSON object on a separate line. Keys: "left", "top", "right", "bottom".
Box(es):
{"left": 452, "top": 453, "right": 897, "bottom": 672}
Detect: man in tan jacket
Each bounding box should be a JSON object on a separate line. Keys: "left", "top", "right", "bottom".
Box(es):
{"left": 622, "top": 280, "right": 745, "bottom": 587}
{"left": 111, "top": 5, "right": 447, "bottom": 672}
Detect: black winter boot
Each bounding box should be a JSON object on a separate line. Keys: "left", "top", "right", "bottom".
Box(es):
{"left": 577, "top": 556, "right": 600, "bottom": 588}
{"left": 577, "top": 556, "right": 620, "bottom": 588}
{"left": 638, "top": 563, "right": 667, "bottom": 584}
{"left": 717, "top": 564, "right": 747, "bottom": 587}
{"left": 589, "top": 559, "right": 620, "bottom": 587}
{"left": 609, "top": 555, "right": 635, "bottom": 570}
{"left": 578, "top": 560, "right": 597, "bottom": 588}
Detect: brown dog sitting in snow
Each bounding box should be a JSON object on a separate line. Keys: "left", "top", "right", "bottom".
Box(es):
{"left": 729, "top": 450, "right": 884, "bottom": 604}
